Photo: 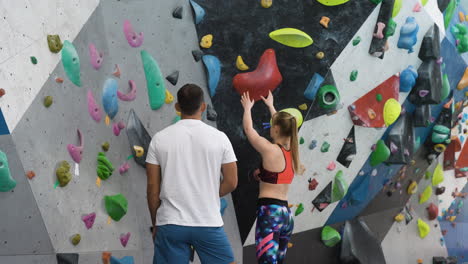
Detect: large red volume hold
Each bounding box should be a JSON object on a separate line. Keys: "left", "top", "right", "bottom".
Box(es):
{"left": 443, "top": 137, "right": 461, "bottom": 171}
{"left": 233, "top": 49, "right": 283, "bottom": 101}
{"left": 455, "top": 141, "right": 468, "bottom": 171}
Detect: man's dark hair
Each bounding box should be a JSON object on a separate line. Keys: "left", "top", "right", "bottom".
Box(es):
{"left": 177, "top": 84, "right": 204, "bottom": 115}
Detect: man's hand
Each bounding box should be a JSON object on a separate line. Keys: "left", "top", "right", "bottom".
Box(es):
{"left": 152, "top": 225, "right": 157, "bottom": 240}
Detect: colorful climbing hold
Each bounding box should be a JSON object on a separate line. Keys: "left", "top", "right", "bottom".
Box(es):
{"left": 189, "top": 0, "right": 206, "bottom": 25}
{"left": 413, "top": 2, "right": 422, "bottom": 12}
{"left": 61, "top": 40, "right": 81, "bottom": 87}
{"left": 304, "top": 73, "right": 324, "bottom": 100}
{"left": 392, "top": 0, "right": 402, "bottom": 18}
{"left": 445, "top": 0, "right": 457, "bottom": 29}
{"left": 394, "top": 213, "right": 404, "bottom": 222}
{"left": 397, "top": 17, "right": 419, "bottom": 53}
{"left": 47, "top": 35, "right": 63, "bottom": 53}
{"left": 120, "top": 232, "right": 131, "bottom": 247}
{"left": 0, "top": 88, "right": 5, "bottom": 97}
{"left": 56, "top": 161, "right": 72, "bottom": 187}
{"left": 458, "top": 67, "right": 468, "bottom": 90}
{"left": 112, "top": 64, "right": 121, "bottom": 78}
{"left": 55, "top": 77, "right": 64, "bottom": 83}
{"left": 407, "top": 180, "right": 418, "bottom": 194}
{"left": 123, "top": 20, "right": 144, "bottom": 48}
{"left": 236, "top": 56, "right": 249, "bottom": 71}
{"left": 320, "top": 16, "right": 330, "bottom": 28}
{"left": 327, "top": 161, "right": 336, "bottom": 171}
{"left": 370, "top": 140, "right": 390, "bottom": 166}
{"left": 0, "top": 151, "right": 16, "bottom": 192}
{"left": 376, "top": 94, "right": 383, "bottom": 102}
{"left": 26, "top": 170, "right": 35, "bottom": 180}
{"left": 43, "top": 96, "right": 53, "bottom": 108}
{"left": 309, "top": 178, "right": 319, "bottom": 190}
{"left": 295, "top": 203, "right": 304, "bottom": 216}
{"left": 87, "top": 90, "right": 102, "bottom": 123}
{"left": 261, "top": 0, "right": 273, "bottom": 8}
{"left": 383, "top": 98, "right": 401, "bottom": 127}
{"left": 417, "top": 219, "right": 430, "bottom": 238}
{"left": 332, "top": 170, "right": 348, "bottom": 202}
{"left": 104, "top": 194, "right": 128, "bottom": 221}
{"left": 309, "top": 140, "right": 318, "bottom": 150}
{"left": 316, "top": 52, "right": 325, "bottom": 60}
{"left": 88, "top": 43, "right": 103, "bottom": 70}
{"left": 373, "top": 22, "right": 386, "bottom": 39}
{"left": 119, "top": 162, "right": 130, "bottom": 175}
{"left": 321, "top": 141, "right": 330, "bottom": 152}
{"left": 141, "top": 50, "right": 166, "bottom": 110}
{"left": 200, "top": 34, "right": 213, "bottom": 49}
{"left": 82, "top": 212, "right": 96, "bottom": 229}
{"left": 299, "top": 137, "right": 305, "bottom": 145}
{"left": 350, "top": 70, "right": 358, "bottom": 81}
{"left": 321, "top": 226, "right": 341, "bottom": 247}
{"left": 420, "top": 185, "right": 432, "bottom": 204}
{"left": 102, "top": 79, "right": 119, "bottom": 120}
{"left": 385, "top": 19, "right": 397, "bottom": 38}
{"left": 317, "top": 85, "right": 340, "bottom": 109}
{"left": 298, "top": 104, "right": 308, "bottom": 111}
{"left": 352, "top": 36, "right": 361, "bottom": 46}
{"left": 117, "top": 80, "right": 137, "bottom": 102}
{"left": 71, "top": 234, "right": 81, "bottom": 246}
{"left": 269, "top": 28, "right": 313, "bottom": 48}
{"left": 30, "top": 56, "right": 37, "bottom": 65}
{"left": 233, "top": 49, "right": 282, "bottom": 101}
{"left": 432, "top": 164, "right": 444, "bottom": 186}
{"left": 165, "top": 90, "right": 174, "bottom": 104}
{"left": 133, "top": 146, "right": 144, "bottom": 158}
{"left": 316, "top": 0, "right": 350, "bottom": 6}
{"left": 67, "top": 129, "right": 84, "bottom": 164}
{"left": 202, "top": 55, "right": 221, "bottom": 97}
{"left": 97, "top": 152, "right": 114, "bottom": 180}
{"left": 400, "top": 66, "right": 418, "bottom": 92}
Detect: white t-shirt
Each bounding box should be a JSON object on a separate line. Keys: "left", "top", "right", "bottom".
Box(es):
{"left": 146, "top": 119, "right": 237, "bottom": 227}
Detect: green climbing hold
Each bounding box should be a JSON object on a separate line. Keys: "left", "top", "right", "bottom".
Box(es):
{"left": 441, "top": 74, "right": 450, "bottom": 101}
{"left": 332, "top": 170, "right": 348, "bottom": 202}
{"left": 97, "top": 152, "right": 114, "bottom": 180}
{"left": 321, "top": 141, "right": 330, "bottom": 152}
{"left": 444, "top": 0, "right": 457, "bottom": 29}
{"left": 295, "top": 203, "right": 304, "bottom": 216}
{"left": 370, "top": 140, "right": 390, "bottom": 166}
{"left": 47, "top": 35, "right": 63, "bottom": 53}
{"left": 141, "top": 50, "right": 166, "bottom": 110}
{"left": 71, "top": 234, "right": 81, "bottom": 246}
{"left": 376, "top": 94, "right": 383, "bottom": 102}
{"left": 392, "top": 0, "right": 402, "bottom": 18}
{"left": 101, "top": 142, "right": 110, "bottom": 152}
{"left": 350, "top": 70, "right": 358, "bottom": 82}
{"left": 269, "top": 28, "right": 313, "bottom": 48}
{"left": 317, "top": 85, "right": 340, "bottom": 109}
{"left": 432, "top": 125, "right": 450, "bottom": 144}
{"left": 61, "top": 40, "right": 81, "bottom": 87}
{"left": 421, "top": 0, "right": 429, "bottom": 6}
{"left": 352, "top": 36, "right": 361, "bottom": 46}
{"left": 385, "top": 19, "right": 397, "bottom": 38}
{"left": 419, "top": 185, "right": 432, "bottom": 204}
{"left": 417, "top": 219, "right": 430, "bottom": 238}
{"left": 432, "top": 163, "right": 444, "bottom": 186}
{"left": 104, "top": 193, "right": 128, "bottom": 221}
{"left": 56, "top": 161, "right": 72, "bottom": 187}
{"left": 0, "top": 150, "right": 16, "bottom": 192}
{"left": 43, "top": 96, "right": 53, "bottom": 108}
{"left": 30, "top": 56, "right": 38, "bottom": 65}
{"left": 299, "top": 137, "right": 305, "bottom": 145}
{"left": 425, "top": 171, "right": 431, "bottom": 180}
{"left": 368, "top": 0, "right": 383, "bottom": 4}
{"left": 321, "top": 226, "right": 341, "bottom": 247}
{"left": 316, "top": 0, "right": 350, "bottom": 6}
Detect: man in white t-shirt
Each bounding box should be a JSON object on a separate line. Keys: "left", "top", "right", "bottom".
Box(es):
{"left": 146, "top": 84, "right": 238, "bottom": 264}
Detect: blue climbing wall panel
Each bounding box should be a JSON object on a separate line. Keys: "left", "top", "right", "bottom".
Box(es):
{"left": 0, "top": 109, "right": 9, "bottom": 135}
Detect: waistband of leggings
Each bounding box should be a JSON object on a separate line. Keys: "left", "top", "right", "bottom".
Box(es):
{"left": 258, "top": 197, "right": 288, "bottom": 207}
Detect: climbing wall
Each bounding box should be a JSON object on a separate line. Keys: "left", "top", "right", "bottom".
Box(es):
{"left": 1, "top": 0, "right": 468, "bottom": 263}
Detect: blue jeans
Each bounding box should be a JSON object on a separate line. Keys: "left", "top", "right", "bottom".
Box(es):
{"left": 153, "top": 225, "right": 234, "bottom": 264}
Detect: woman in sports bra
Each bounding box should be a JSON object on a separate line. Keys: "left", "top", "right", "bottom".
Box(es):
{"left": 241, "top": 91, "right": 301, "bottom": 264}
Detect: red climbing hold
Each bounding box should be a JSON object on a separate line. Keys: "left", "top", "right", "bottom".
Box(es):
{"left": 0, "top": 88, "right": 5, "bottom": 97}
{"left": 348, "top": 74, "right": 400, "bottom": 128}
{"left": 427, "top": 203, "right": 439, "bottom": 220}
{"left": 26, "top": 171, "right": 35, "bottom": 179}
{"left": 444, "top": 137, "right": 461, "bottom": 170}
{"left": 309, "top": 178, "right": 319, "bottom": 191}
{"left": 232, "top": 49, "right": 282, "bottom": 101}
{"left": 455, "top": 140, "right": 468, "bottom": 170}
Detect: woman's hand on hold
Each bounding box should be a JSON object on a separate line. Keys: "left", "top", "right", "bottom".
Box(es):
{"left": 241, "top": 92, "right": 255, "bottom": 111}
{"left": 260, "top": 90, "right": 274, "bottom": 108}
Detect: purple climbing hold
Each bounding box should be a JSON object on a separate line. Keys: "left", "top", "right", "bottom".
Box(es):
{"left": 119, "top": 162, "right": 130, "bottom": 175}
{"left": 87, "top": 90, "right": 102, "bottom": 122}
{"left": 88, "top": 43, "right": 103, "bottom": 70}
{"left": 120, "top": 232, "right": 131, "bottom": 247}
{"left": 113, "top": 121, "right": 126, "bottom": 136}
{"left": 117, "top": 80, "right": 137, "bottom": 102}
{"left": 67, "top": 129, "right": 84, "bottom": 164}
{"left": 419, "top": 90, "right": 429, "bottom": 97}
{"left": 390, "top": 142, "right": 398, "bottom": 154}
{"left": 81, "top": 212, "right": 96, "bottom": 229}
{"left": 123, "top": 20, "right": 144, "bottom": 48}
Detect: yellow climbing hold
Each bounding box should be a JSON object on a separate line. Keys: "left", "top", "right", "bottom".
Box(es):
{"left": 269, "top": 28, "right": 313, "bottom": 48}
{"left": 165, "top": 90, "right": 174, "bottom": 104}
{"left": 280, "top": 108, "right": 303, "bottom": 127}
{"left": 449, "top": 215, "right": 457, "bottom": 222}
{"left": 316, "top": 52, "right": 325, "bottom": 60}
{"left": 107, "top": 216, "right": 112, "bottom": 225}
{"left": 261, "top": 0, "right": 273, "bottom": 8}
{"left": 407, "top": 181, "right": 418, "bottom": 194}
{"left": 133, "top": 145, "right": 145, "bottom": 157}
{"left": 392, "top": 0, "right": 402, "bottom": 18}
{"left": 422, "top": 0, "right": 429, "bottom": 6}
{"left": 298, "top": 103, "right": 308, "bottom": 111}
{"left": 105, "top": 115, "right": 110, "bottom": 126}
{"left": 460, "top": 12, "right": 466, "bottom": 22}
{"left": 316, "top": 0, "right": 350, "bottom": 6}
{"left": 176, "top": 111, "right": 181, "bottom": 116}
{"left": 200, "top": 34, "right": 213, "bottom": 49}
{"left": 236, "top": 56, "right": 250, "bottom": 71}
{"left": 395, "top": 213, "right": 405, "bottom": 222}
{"left": 96, "top": 177, "right": 101, "bottom": 187}
{"left": 419, "top": 185, "right": 432, "bottom": 204}
{"left": 383, "top": 98, "right": 401, "bottom": 127}
{"left": 417, "top": 219, "right": 430, "bottom": 238}
{"left": 432, "top": 163, "right": 444, "bottom": 186}
{"left": 287, "top": 242, "right": 293, "bottom": 248}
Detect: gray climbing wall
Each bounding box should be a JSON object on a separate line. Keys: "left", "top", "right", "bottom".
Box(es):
{"left": 1, "top": 0, "right": 242, "bottom": 263}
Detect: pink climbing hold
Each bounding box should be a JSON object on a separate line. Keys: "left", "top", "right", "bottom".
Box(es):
{"left": 413, "top": 2, "right": 422, "bottom": 12}
{"left": 67, "top": 129, "right": 84, "bottom": 163}
{"left": 87, "top": 90, "right": 102, "bottom": 122}
{"left": 117, "top": 80, "right": 137, "bottom": 101}
{"left": 123, "top": 20, "right": 144, "bottom": 48}
{"left": 327, "top": 161, "right": 336, "bottom": 171}
{"left": 373, "top": 22, "right": 386, "bottom": 39}
{"left": 419, "top": 90, "right": 429, "bottom": 97}
{"left": 113, "top": 121, "right": 126, "bottom": 136}
{"left": 390, "top": 142, "right": 398, "bottom": 154}
{"left": 120, "top": 232, "right": 131, "bottom": 247}
{"left": 81, "top": 212, "right": 96, "bottom": 229}
{"left": 119, "top": 162, "right": 130, "bottom": 174}
{"left": 436, "top": 57, "right": 443, "bottom": 64}
{"left": 88, "top": 43, "right": 103, "bottom": 70}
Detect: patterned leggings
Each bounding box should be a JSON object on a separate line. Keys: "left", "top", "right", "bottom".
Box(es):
{"left": 255, "top": 198, "right": 294, "bottom": 264}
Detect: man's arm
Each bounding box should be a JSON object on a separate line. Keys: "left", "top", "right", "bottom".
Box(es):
{"left": 220, "top": 162, "right": 237, "bottom": 197}
{"left": 146, "top": 163, "right": 162, "bottom": 229}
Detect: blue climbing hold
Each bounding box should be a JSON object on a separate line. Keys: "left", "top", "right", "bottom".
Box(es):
{"left": 304, "top": 73, "right": 324, "bottom": 100}
{"left": 400, "top": 66, "right": 418, "bottom": 92}
{"left": 102, "top": 78, "right": 119, "bottom": 119}
{"left": 397, "top": 17, "right": 419, "bottom": 53}
{"left": 189, "top": 0, "right": 206, "bottom": 25}
{"left": 202, "top": 55, "right": 221, "bottom": 97}
{"left": 110, "top": 256, "right": 134, "bottom": 264}
{"left": 220, "top": 198, "right": 227, "bottom": 215}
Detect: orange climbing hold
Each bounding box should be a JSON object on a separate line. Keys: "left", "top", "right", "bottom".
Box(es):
{"left": 320, "top": 16, "right": 330, "bottom": 28}
{"left": 26, "top": 171, "right": 35, "bottom": 180}
{"left": 417, "top": 259, "right": 423, "bottom": 264}
{"left": 102, "top": 251, "right": 111, "bottom": 264}
{"left": 55, "top": 77, "right": 64, "bottom": 83}
{"left": 460, "top": 12, "right": 466, "bottom": 22}
{"left": 287, "top": 242, "right": 293, "bottom": 248}
{"left": 368, "top": 109, "right": 376, "bottom": 120}
{"left": 458, "top": 67, "right": 468, "bottom": 90}
{"left": 113, "top": 64, "right": 121, "bottom": 78}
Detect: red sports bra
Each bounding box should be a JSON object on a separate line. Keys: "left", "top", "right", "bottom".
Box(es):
{"left": 257, "top": 145, "right": 295, "bottom": 184}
